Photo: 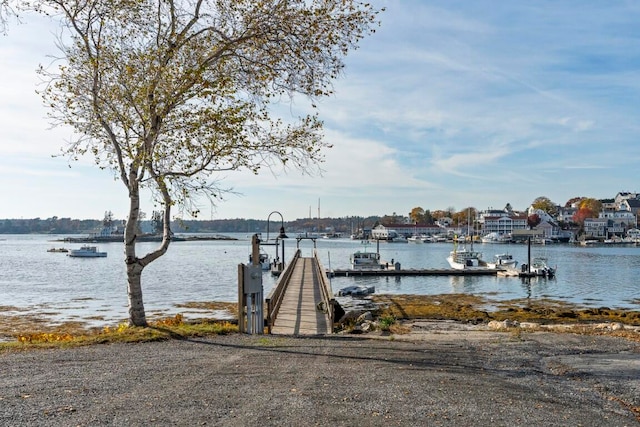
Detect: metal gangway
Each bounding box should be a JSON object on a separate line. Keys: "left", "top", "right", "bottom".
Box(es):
{"left": 266, "top": 238, "right": 335, "bottom": 335}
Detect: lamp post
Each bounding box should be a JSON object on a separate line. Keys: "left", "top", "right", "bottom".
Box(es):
{"left": 267, "top": 211, "right": 288, "bottom": 271}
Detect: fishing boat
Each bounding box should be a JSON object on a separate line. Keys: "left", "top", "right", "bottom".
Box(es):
{"left": 486, "top": 253, "right": 518, "bottom": 269}
{"left": 350, "top": 250, "right": 382, "bottom": 270}
{"left": 446, "top": 209, "right": 485, "bottom": 270}
{"left": 350, "top": 241, "right": 382, "bottom": 270}
{"left": 447, "top": 245, "right": 484, "bottom": 269}
{"left": 67, "top": 245, "right": 107, "bottom": 258}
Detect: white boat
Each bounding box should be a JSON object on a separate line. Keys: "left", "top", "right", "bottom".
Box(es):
{"left": 481, "top": 232, "right": 511, "bottom": 244}
{"left": 250, "top": 251, "right": 272, "bottom": 270}
{"left": 407, "top": 235, "right": 429, "bottom": 244}
{"left": 350, "top": 241, "right": 382, "bottom": 270}
{"left": 447, "top": 247, "right": 484, "bottom": 269}
{"left": 486, "top": 253, "right": 518, "bottom": 269}
{"left": 447, "top": 210, "right": 485, "bottom": 270}
{"left": 67, "top": 245, "right": 107, "bottom": 258}
{"left": 521, "top": 257, "right": 556, "bottom": 278}
{"left": 350, "top": 250, "right": 381, "bottom": 270}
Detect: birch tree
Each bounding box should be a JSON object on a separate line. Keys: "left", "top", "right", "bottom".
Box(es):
{"left": 31, "top": 0, "right": 382, "bottom": 326}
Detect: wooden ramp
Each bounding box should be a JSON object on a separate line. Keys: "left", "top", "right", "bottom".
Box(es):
{"left": 270, "top": 257, "right": 332, "bottom": 335}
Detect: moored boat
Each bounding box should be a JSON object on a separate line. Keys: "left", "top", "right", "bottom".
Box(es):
{"left": 407, "top": 234, "right": 429, "bottom": 244}
{"left": 447, "top": 247, "right": 484, "bottom": 269}
{"left": 521, "top": 257, "right": 556, "bottom": 278}
{"left": 481, "top": 232, "right": 512, "bottom": 244}
{"left": 486, "top": 253, "right": 518, "bottom": 269}
{"left": 249, "top": 251, "right": 272, "bottom": 270}
{"left": 350, "top": 240, "right": 385, "bottom": 270}
{"left": 350, "top": 250, "right": 382, "bottom": 270}
{"left": 67, "top": 245, "right": 107, "bottom": 258}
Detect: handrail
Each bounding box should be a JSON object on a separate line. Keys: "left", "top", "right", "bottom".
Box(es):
{"left": 313, "top": 249, "right": 335, "bottom": 326}
{"left": 266, "top": 249, "right": 301, "bottom": 333}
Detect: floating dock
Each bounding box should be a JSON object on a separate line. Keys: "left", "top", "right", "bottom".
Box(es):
{"left": 328, "top": 268, "right": 499, "bottom": 277}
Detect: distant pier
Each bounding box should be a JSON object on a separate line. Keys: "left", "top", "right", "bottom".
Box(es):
{"left": 328, "top": 268, "right": 499, "bottom": 277}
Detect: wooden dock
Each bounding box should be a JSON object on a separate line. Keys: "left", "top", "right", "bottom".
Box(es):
{"left": 328, "top": 268, "right": 499, "bottom": 277}
{"left": 270, "top": 257, "right": 332, "bottom": 335}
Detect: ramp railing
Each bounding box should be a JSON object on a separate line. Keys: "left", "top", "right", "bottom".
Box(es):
{"left": 313, "top": 249, "right": 335, "bottom": 326}
{"left": 265, "top": 249, "right": 301, "bottom": 333}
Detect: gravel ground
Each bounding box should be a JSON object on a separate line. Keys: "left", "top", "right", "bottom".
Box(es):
{"left": 1, "top": 323, "right": 639, "bottom": 426}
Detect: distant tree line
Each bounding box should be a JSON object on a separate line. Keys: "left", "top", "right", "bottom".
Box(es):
{"left": 0, "top": 217, "right": 103, "bottom": 234}
{"left": 0, "top": 216, "right": 384, "bottom": 235}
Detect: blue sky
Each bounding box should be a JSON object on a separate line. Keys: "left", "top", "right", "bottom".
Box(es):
{"left": 2, "top": 1, "right": 639, "bottom": 221}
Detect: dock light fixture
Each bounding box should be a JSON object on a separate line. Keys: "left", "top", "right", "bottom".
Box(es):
{"left": 267, "top": 211, "right": 287, "bottom": 270}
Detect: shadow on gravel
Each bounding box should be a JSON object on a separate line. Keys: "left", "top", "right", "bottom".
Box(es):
{"left": 180, "top": 334, "right": 517, "bottom": 378}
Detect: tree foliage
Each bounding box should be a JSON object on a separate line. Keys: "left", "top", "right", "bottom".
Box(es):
{"left": 572, "top": 198, "right": 602, "bottom": 226}
{"left": 531, "top": 196, "right": 557, "bottom": 215}
{"left": 527, "top": 213, "right": 541, "bottom": 228}
{"left": 409, "top": 207, "right": 425, "bottom": 223}
{"left": 409, "top": 207, "right": 434, "bottom": 225}
{"left": 452, "top": 207, "right": 477, "bottom": 228}
{"left": 29, "top": 0, "right": 382, "bottom": 326}
{"left": 565, "top": 196, "right": 583, "bottom": 208}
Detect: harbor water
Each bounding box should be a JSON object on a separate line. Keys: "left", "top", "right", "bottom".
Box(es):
{"left": 1, "top": 234, "right": 639, "bottom": 327}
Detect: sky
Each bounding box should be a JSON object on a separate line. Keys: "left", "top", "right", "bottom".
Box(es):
{"left": 2, "top": 1, "right": 640, "bottom": 221}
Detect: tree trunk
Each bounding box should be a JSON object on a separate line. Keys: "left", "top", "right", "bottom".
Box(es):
{"left": 124, "top": 175, "right": 147, "bottom": 327}
{"left": 126, "top": 260, "right": 147, "bottom": 326}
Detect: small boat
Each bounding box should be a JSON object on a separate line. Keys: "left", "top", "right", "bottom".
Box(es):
{"left": 407, "top": 235, "right": 429, "bottom": 244}
{"left": 521, "top": 257, "right": 556, "bottom": 278}
{"left": 67, "top": 245, "right": 107, "bottom": 258}
{"left": 258, "top": 251, "right": 271, "bottom": 270}
{"left": 486, "top": 253, "right": 518, "bottom": 269}
{"left": 481, "top": 232, "right": 511, "bottom": 244}
{"left": 337, "top": 285, "right": 375, "bottom": 297}
{"left": 47, "top": 247, "right": 69, "bottom": 253}
{"left": 249, "top": 249, "right": 272, "bottom": 271}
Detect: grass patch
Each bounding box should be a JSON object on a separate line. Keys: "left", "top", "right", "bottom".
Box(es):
{"left": 0, "top": 314, "right": 237, "bottom": 352}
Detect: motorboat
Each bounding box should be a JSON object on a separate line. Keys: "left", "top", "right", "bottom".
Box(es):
{"left": 407, "top": 235, "right": 429, "bottom": 244}
{"left": 249, "top": 251, "right": 271, "bottom": 270}
{"left": 481, "top": 232, "right": 511, "bottom": 243}
{"left": 67, "top": 245, "right": 107, "bottom": 258}
{"left": 350, "top": 250, "right": 382, "bottom": 270}
{"left": 521, "top": 257, "right": 556, "bottom": 278}
{"left": 486, "top": 253, "right": 518, "bottom": 269}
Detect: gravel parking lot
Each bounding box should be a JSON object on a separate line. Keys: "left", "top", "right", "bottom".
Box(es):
{"left": 1, "top": 323, "right": 639, "bottom": 426}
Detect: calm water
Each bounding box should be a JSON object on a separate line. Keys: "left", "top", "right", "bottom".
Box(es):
{"left": 1, "top": 234, "right": 639, "bottom": 326}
